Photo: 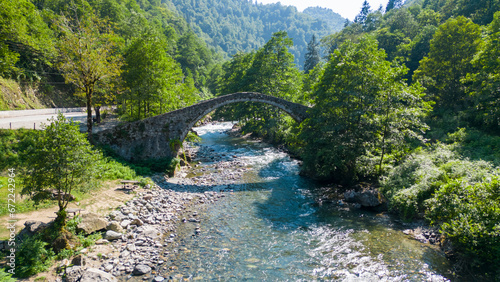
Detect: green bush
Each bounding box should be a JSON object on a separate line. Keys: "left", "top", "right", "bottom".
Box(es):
{"left": 426, "top": 178, "right": 500, "bottom": 271}
{"left": 0, "top": 268, "right": 16, "bottom": 282}
{"left": 16, "top": 235, "right": 55, "bottom": 278}
{"left": 381, "top": 141, "right": 499, "bottom": 220}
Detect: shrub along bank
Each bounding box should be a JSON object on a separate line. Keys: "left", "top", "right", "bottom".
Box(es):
{"left": 380, "top": 128, "right": 500, "bottom": 277}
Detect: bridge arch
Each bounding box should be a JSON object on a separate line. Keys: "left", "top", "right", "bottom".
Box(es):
{"left": 95, "top": 92, "right": 310, "bottom": 161}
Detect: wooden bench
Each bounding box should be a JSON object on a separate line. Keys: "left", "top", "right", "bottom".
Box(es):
{"left": 121, "top": 180, "right": 140, "bottom": 189}
{"left": 54, "top": 208, "right": 84, "bottom": 218}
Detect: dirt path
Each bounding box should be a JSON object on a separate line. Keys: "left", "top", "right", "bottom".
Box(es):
{"left": 0, "top": 181, "right": 140, "bottom": 240}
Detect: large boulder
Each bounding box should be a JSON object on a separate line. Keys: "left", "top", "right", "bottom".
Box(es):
{"left": 65, "top": 266, "right": 83, "bottom": 282}
{"left": 77, "top": 213, "right": 108, "bottom": 234}
{"left": 344, "top": 186, "right": 387, "bottom": 210}
{"left": 80, "top": 268, "right": 118, "bottom": 282}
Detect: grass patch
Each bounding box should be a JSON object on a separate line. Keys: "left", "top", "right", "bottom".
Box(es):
{"left": 0, "top": 176, "right": 54, "bottom": 216}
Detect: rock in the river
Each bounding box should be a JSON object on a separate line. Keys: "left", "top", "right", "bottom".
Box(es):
{"left": 104, "top": 230, "right": 122, "bottom": 241}
{"left": 80, "top": 268, "right": 118, "bottom": 282}
{"left": 77, "top": 213, "right": 108, "bottom": 234}
{"left": 132, "top": 264, "right": 152, "bottom": 276}
{"left": 344, "top": 186, "right": 387, "bottom": 209}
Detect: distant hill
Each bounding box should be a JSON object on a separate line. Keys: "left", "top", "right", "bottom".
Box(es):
{"left": 165, "top": 0, "right": 346, "bottom": 68}
{"left": 303, "top": 6, "right": 346, "bottom": 32}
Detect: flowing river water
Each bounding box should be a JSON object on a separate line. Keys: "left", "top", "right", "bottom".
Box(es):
{"left": 153, "top": 122, "right": 453, "bottom": 281}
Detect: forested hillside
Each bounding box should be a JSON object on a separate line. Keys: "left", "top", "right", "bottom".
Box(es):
{"left": 165, "top": 0, "right": 345, "bottom": 68}
{"left": 0, "top": 0, "right": 217, "bottom": 117}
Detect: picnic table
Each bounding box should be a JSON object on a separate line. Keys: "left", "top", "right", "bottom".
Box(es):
{"left": 54, "top": 208, "right": 83, "bottom": 218}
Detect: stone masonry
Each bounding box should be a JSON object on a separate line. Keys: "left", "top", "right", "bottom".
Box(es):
{"left": 94, "top": 92, "right": 310, "bottom": 161}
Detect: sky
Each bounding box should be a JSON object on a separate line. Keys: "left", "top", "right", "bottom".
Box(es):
{"left": 256, "top": 0, "right": 388, "bottom": 20}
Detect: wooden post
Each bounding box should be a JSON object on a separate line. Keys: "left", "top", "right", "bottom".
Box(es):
{"left": 34, "top": 123, "right": 35, "bottom": 130}
{"left": 10, "top": 122, "right": 11, "bottom": 129}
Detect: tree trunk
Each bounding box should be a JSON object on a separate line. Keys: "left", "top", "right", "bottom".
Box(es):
{"left": 95, "top": 105, "right": 101, "bottom": 124}
{"left": 86, "top": 86, "right": 93, "bottom": 143}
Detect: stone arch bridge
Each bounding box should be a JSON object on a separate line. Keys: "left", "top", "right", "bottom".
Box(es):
{"left": 95, "top": 92, "right": 310, "bottom": 161}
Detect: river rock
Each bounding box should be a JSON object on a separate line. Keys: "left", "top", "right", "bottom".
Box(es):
{"left": 131, "top": 218, "right": 144, "bottom": 226}
{"left": 138, "top": 225, "right": 161, "bottom": 239}
{"left": 80, "top": 268, "right": 118, "bottom": 282}
{"left": 133, "top": 264, "right": 151, "bottom": 276}
{"left": 65, "top": 266, "right": 83, "bottom": 282}
{"left": 77, "top": 213, "right": 108, "bottom": 234}
{"left": 120, "top": 219, "right": 132, "bottom": 229}
{"left": 71, "top": 254, "right": 86, "bottom": 266}
{"left": 104, "top": 230, "right": 122, "bottom": 241}
{"left": 344, "top": 186, "right": 387, "bottom": 209}
{"left": 106, "top": 221, "right": 124, "bottom": 233}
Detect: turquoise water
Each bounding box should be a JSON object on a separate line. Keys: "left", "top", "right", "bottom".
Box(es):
{"left": 157, "top": 123, "right": 452, "bottom": 281}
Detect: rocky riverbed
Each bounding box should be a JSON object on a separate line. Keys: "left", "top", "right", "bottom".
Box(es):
{"left": 55, "top": 138, "right": 251, "bottom": 282}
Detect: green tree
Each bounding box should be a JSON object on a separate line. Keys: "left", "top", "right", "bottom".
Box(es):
{"left": 57, "top": 10, "right": 122, "bottom": 141}
{"left": 216, "top": 31, "right": 302, "bottom": 143}
{"left": 413, "top": 16, "right": 481, "bottom": 112}
{"left": 385, "top": 0, "right": 403, "bottom": 12}
{"left": 304, "top": 34, "right": 320, "bottom": 74}
{"left": 0, "top": 0, "right": 55, "bottom": 76}
{"left": 176, "top": 31, "right": 213, "bottom": 87}
{"left": 454, "top": 0, "right": 500, "bottom": 25}
{"left": 468, "top": 11, "right": 500, "bottom": 130}
{"left": 354, "top": 0, "right": 371, "bottom": 26}
{"left": 20, "top": 113, "right": 100, "bottom": 229}
{"left": 300, "top": 36, "right": 431, "bottom": 183}
{"left": 122, "top": 28, "right": 193, "bottom": 120}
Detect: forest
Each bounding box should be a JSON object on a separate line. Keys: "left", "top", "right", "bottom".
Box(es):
{"left": 166, "top": 0, "right": 345, "bottom": 67}
{"left": 0, "top": 0, "right": 499, "bottom": 279}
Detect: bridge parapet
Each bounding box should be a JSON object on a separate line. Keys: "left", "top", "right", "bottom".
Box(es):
{"left": 95, "top": 92, "right": 309, "bottom": 161}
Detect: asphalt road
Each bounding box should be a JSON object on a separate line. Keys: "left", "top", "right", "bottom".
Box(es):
{"left": 0, "top": 111, "right": 88, "bottom": 130}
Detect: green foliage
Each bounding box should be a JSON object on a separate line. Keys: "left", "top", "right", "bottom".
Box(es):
{"left": 413, "top": 16, "right": 481, "bottom": 112}
{"left": 186, "top": 131, "right": 202, "bottom": 143}
{"left": 56, "top": 7, "right": 123, "bottom": 137}
{"left": 214, "top": 31, "right": 303, "bottom": 146}
{"left": 0, "top": 268, "right": 16, "bottom": 282}
{"left": 304, "top": 34, "right": 320, "bottom": 74}
{"left": 20, "top": 114, "right": 100, "bottom": 227}
{"left": 0, "top": 0, "right": 56, "bottom": 76}
{"left": 426, "top": 178, "right": 500, "bottom": 271}
{"left": 122, "top": 27, "right": 195, "bottom": 120}
{"left": 16, "top": 234, "right": 55, "bottom": 278}
{"left": 300, "top": 36, "right": 431, "bottom": 183}
{"left": 467, "top": 11, "right": 500, "bottom": 131}
{"left": 381, "top": 136, "right": 500, "bottom": 220}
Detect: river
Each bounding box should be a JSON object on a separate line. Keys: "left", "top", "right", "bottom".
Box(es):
{"left": 153, "top": 122, "right": 452, "bottom": 281}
